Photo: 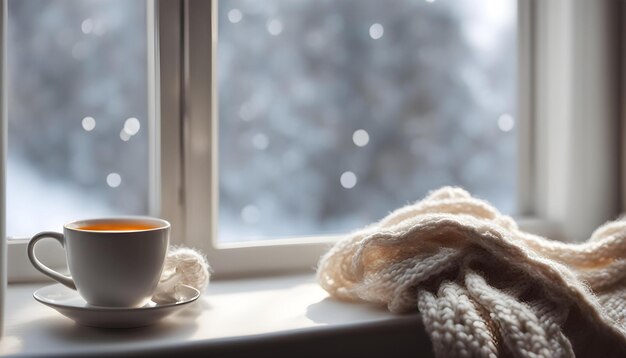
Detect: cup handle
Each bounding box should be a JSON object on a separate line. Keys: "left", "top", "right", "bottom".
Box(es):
{"left": 27, "top": 231, "right": 76, "bottom": 290}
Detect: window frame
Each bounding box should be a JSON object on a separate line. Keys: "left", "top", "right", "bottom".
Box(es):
{"left": 528, "top": 0, "right": 622, "bottom": 242}
{"left": 5, "top": 0, "right": 623, "bottom": 281}
{"left": 168, "top": 0, "right": 339, "bottom": 277}
{"left": 174, "top": 0, "right": 548, "bottom": 277}
{"left": 1, "top": 0, "right": 5, "bottom": 338}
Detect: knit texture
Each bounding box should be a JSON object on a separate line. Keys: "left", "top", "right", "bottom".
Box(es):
{"left": 317, "top": 187, "right": 626, "bottom": 357}
{"left": 154, "top": 246, "right": 210, "bottom": 302}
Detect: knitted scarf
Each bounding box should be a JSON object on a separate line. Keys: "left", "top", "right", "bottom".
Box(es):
{"left": 317, "top": 187, "right": 626, "bottom": 357}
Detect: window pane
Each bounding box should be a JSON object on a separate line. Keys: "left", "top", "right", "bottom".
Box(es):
{"left": 7, "top": 0, "right": 151, "bottom": 238}
{"left": 218, "top": 0, "right": 517, "bottom": 242}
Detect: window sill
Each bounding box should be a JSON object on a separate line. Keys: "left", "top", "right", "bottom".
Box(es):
{"left": 0, "top": 273, "right": 430, "bottom": 357}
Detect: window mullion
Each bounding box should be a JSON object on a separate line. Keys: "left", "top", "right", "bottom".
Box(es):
{"left": 157, "top": 0, "right": 186, "bottom": 243}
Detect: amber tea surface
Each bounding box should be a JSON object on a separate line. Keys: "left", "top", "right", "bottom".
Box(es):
{"left": 77, "top": 222, "right": 159, "bottom": 232}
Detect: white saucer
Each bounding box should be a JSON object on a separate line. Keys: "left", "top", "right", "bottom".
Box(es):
{"left": 34, "top": 283, "right": 200, "bottom": 328}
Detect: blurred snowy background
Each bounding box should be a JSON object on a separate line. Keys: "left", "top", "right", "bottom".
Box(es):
{"left": 7, "top": 0, "right": 149, "bottom": 238}
{"left": 6, "top": 0, "right": 517, "bottom": 242}
{"left": 217, "top": 0, "right": 517, "bottom": 242}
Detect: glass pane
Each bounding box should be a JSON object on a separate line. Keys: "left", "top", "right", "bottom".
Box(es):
{"left": 7, "top": 0, "right": 151, "bottom": 238}
{"left": 218, "top": 0, "right": 517, "bottom": 242}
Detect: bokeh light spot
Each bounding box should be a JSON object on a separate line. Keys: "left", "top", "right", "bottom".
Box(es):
{"left": 241, "top": 205, "right": 260, "bottom": 224}
{"left": 106, "top": 173, "right": 121, "bottom": 188}
{"left": 340, "top": 171, "right": 357, "bottom": 189}
{"left": 81, "top": 116, "right": 96, "bottom": 131}
{"left": 124, "top": 117, "right": 141, "bottom": 136}
{"left": 369, "top": 23, "right": 384, "bottom": 40}
{"left": 267, "top": 19, "right": 283, "bottom": 36}
{"left": 120, "top": 129, "right": 131, "bottom": 141}
{"left": 352, "top": 129, "right": 370, "bottom": 147}
{"left": 497, "top": 113, "right": 515, "bottom": 132}
{"left": 252, "top": 133, "right": 269, "bottom": 150}
{"left": 228, "top": 9, "right": 243, "bottom": 23}
{"left": 81, "top": 18, "right": 93, "bottom": 34}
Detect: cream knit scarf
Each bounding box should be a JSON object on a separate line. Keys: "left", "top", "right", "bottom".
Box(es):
{"left": 317, "top": 187, "right": 626, "bottom": 357}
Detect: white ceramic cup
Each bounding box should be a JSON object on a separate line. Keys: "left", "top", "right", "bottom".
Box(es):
{"left": 27, "top": 217, "right": 170, "bottom": 307}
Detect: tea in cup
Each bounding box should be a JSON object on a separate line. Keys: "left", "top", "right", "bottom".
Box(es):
{"left": 27, "top": 217, "right": 170, "bottom": 307}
